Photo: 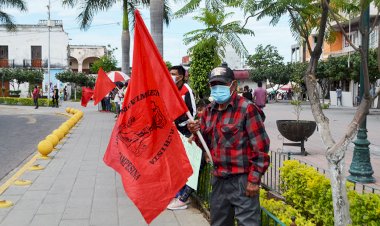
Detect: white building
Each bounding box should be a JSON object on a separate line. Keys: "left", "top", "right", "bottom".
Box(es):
{"left": 0, "top": 20, "right": 69, "bottom": 97}
{"left": 69, "top": 45, "right": 107, "bottom": 74}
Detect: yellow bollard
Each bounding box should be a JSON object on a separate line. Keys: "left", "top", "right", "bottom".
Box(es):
{"left": 65, "top": 120, "right": 74, "bottom": 129}
{"left": 0, "top": 200, "right": 13, "bottom": 208}
{"left": 66, "top": 107, "right": 71, "bottom": 113}
{"left": 53, "top": 129, "right": 64, "bottom": 140}
{"left": 38, "top": 139, "right": 53, "bottom": 159}
{"left": 69, "top": 108, "right": 76, "bottom": 114}
{"left": 14, "top": 179, "right": 32, "bottom": 186}
{"left": 57, "top": 127, "right": 67, "bottom": 138}
{"left": 46, "top": 134, "right": 59, "bottom": 147}
{"left": 72, "top": 109, "right": 78, "bottom": 114}
{"left": 60, "top": 124, "right": 70, "bottom": 135}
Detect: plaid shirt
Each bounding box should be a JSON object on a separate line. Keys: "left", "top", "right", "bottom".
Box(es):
{"left": 196, "top": 93, "right": 270, "bottom": 184}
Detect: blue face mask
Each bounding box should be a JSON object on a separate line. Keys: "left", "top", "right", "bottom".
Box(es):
{"left": 210, "top": 85, "right": 231, "bottom": 104}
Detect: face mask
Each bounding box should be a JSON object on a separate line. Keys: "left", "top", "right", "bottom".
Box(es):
{"left": 210, "top": 85, "right": 232, "bottom": 104}
{"left": 172, "top": 76, "right": 183, "bottom": 84}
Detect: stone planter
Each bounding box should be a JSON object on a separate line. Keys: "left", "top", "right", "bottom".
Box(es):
{"left": 276, "top": 120, "right": 317, "bottom": 155}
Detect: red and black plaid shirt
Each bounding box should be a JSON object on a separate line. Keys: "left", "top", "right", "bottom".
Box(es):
{"left": 196, "top": 93, "right": 270, "bottom": 184}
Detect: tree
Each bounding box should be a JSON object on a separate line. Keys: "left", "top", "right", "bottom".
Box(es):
{"left": 165, "top": 61, "right": 172, "bottom": 69}
{"left": 0, "top": 0, "right": 27, "bottom": 30}
{"left": 189, "top": 38, "right": 220, "bottom": 98}
{"left": 90, "top": 45, "right": 118, "bottom": 73}
{"left": 184, "top": 8, "right": 254, "bottom": 60}
{"left": 240, "top": 0, "right": 377, "bottom": 224}
{"left": 62, "top": 0, "right": 151, "bottom": 75}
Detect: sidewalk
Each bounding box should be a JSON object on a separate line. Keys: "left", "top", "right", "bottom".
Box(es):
{"left": 265, "top": 102, "right": 380, "bottom": 188}
{"left": 0, "top": 102, "right": 209, "bottom": 226}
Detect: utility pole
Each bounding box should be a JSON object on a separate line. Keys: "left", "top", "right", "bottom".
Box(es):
{"left": 47, "top": 0, "right": 51, "bottom": 101}
{"left": 347, "top": 4, "right": 375, "bottom": 183}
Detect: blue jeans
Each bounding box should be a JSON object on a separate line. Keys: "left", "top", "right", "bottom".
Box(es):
{"left": 176, "top": 185, "right": 193, "bottom": 202}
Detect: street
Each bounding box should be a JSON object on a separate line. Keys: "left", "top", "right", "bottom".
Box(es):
{"left": 0, "top": 106, "right": 66, "bottom": 181}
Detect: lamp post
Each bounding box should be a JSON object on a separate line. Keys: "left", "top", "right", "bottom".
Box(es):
{"left": 347, "top": 4, "right": 375, "bottom": 183}
{"left": 47, "top": 0, "right": 51, "bottom": 101}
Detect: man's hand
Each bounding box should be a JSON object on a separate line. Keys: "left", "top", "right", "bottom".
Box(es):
{"left": 187, "top": 120, "right": 200, "bottom": 134}
{"left": 245, "top": 182, "right": 260, "bottom": 197}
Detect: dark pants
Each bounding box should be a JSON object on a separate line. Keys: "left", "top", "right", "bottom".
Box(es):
{"left": 33, "top": 98, "right": 38, "bottom": 108}
{"left": 52, "top": 98, "right": 59, "bottom": 107}
{"left": 337, "top": 97, "right": 342, "bottom": 106}
{"left": 177, "top": 185, "right": 193, "bottom": 202}
{"left": 211, "top": 174, "right": 260, "bottom": 226}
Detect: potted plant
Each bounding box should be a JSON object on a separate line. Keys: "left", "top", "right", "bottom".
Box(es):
{"left": 276, "top": 82, "right": 316, "bottom": 155}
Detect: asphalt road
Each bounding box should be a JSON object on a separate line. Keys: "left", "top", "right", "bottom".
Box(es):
{"left": 0, "top": 107, "right": 66, "bottom": 181}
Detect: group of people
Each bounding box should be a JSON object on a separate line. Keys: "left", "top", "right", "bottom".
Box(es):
{"left": 32, "top": 84, "right": 68, "bottom": 109}
{"left": 165, "top": 65, "right": 269, "bottom": 226}
{"left": 242, "top": 81, "right": 268, "bottom": 109}
{"left": 101, "top": 81, "right": 129, "bottom": 118}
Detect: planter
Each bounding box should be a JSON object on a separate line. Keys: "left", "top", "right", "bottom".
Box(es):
{"left": 276, "top": 120, "right": 317, "bottom": 155}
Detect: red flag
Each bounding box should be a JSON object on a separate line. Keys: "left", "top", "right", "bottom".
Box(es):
{"left": 103, "top": 10, "right": 192, "bottom": 224}
{"left": 114, "top": 72, "right": 125, "bottom": 82}
{"left": 93, "top": 67, "right": 116, "bottom": 105}
{"left": 81, "top": 87, "right": 94, "bottom": 107}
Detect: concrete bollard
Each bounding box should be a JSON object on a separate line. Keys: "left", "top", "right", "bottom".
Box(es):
{"left": 60, "top": 124, "right": 70, "bottom": 135}
{"left": 46, "top": 134, "right": 59, "bottom": 147}
{"left": 52, "top": 129, "right": 64, "bottom": 140}
{"left": 66, "top": 107, "right": 72, "bottom": 113}
{"left": 38, "top": 139, "right": 54, "bottom": 159}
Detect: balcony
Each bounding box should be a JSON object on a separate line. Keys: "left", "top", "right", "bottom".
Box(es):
{"left": 0, "top": 59, "right": 15, "bottom": 68}
{"left": 23, "top": 59, "right": 47, "bottom": 68}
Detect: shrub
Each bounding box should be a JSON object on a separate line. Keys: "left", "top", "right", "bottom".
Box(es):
{"left": 260, "top": 189, "right": 316, "bottom": 226}
{"left": 0, "top": 97, "right": 52, "bottom": 107}
{"left": 280, "top": 160, "right": 380, "bottom": 225}
{"left": 321, "top": 103, "right": 329, "bottom": 109}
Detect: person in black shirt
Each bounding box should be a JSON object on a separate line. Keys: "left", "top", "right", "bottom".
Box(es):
{"left": 242, "top": 85, "right": 253, "bottom": 101}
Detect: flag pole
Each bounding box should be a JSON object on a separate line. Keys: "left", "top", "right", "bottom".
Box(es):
{"left": 186, "top": 111, "right": 213, "bottom": 165}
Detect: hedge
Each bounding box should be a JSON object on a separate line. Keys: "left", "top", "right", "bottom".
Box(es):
{"left": 0, "top": 97, "right": 52, "bottom": 107}
{"left": 280, "top": 160, "right": 380, "bottom": 226}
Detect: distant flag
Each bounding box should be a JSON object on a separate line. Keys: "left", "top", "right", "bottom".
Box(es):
{"left": 93, "top": 67, "right": 116, "bottom": 105}
{"left": 80, "top": 87, "right": 94, "bottom": 107}
{"left": 103, "top": 10, "right": 192, "bottom": 224}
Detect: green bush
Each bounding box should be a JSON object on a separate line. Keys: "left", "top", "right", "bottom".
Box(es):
{"left": 280, "top": 160, "right": 380, "bottom": 226}
{"left": 0, "top": 97, "right": 52, "bottom": 107}
{"left": 321, "top": 103, "right": 329, "bottom": 109}
{"left": 260, "top": 189, "right": 315, "bottom": 226}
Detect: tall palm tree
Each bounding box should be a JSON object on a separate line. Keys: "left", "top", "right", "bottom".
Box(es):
{"left": 150, "top": 0, "right": 171, "bottom": 56}
{"left": 184, "top": 8, "right": 254, "bottom": 60}
{"left": 0, "top": 0, "right": 27, "bottom": 30}
{"left": 62, "top": 0, "right": 170, "bottom": 74}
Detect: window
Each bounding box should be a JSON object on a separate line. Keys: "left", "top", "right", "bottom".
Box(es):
{"left": 0, "top": 46, "right": 8, "bottom": 59}
{"left": 345, "top": 31, "right": 358, "bottom": 47}
{"left": 370, "top": 28, "right": 378, "bottom": 48}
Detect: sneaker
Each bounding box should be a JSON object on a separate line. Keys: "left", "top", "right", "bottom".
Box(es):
{"left": 167, "top": 198, "right": 187, "bottom": 210}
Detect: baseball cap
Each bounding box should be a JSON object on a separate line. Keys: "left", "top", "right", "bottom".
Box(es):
{"left": 209, "top": 66, "right": 235, "bottom": 84}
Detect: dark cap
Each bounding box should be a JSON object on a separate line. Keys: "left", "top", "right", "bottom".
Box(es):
{"left": 209, "top": 66, "right": 235, "bottom": 84}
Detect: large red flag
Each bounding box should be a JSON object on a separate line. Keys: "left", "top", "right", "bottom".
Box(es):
{"left": 81, "top": 87, "right": 94, "bottom": 107}
{"left": 103, "top": 10, "right": 192, "bottom": 224}
{"left": 93, "top": 67, "right": 116, "bottom": 105}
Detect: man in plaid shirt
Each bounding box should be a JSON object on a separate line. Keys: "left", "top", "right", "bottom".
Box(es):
{"left": 188, "top": 66, "right": 270, "bottom": 226}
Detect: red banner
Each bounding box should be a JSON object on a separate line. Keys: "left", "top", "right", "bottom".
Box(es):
{"left": 103, "top": 10, "right": 192, "bottom": 224}
{"left": 93, "top": 67, "right": 116, "bottom": 105}
{"left": 81, "top": 87, "right": 94, "bottom": 107}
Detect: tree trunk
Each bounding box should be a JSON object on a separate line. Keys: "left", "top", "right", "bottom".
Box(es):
{"left": 327, "top": 145, "right": 352, "bottom": 226}
{"left": 121, "top": 0, "right": 130, "bottom": 75}
{"left": 150, "top": 0, "right": 164, "bottom": 56}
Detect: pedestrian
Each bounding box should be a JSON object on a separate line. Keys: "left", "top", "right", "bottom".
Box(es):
{"left": 32, "top": 85, "right": 39, "bottom": 109}
{"left": 253, "top": 81, "right": 267, "bottom": 108}
{"left": 52, "top": 85, "right": 59, "bottom": 108}
{"left": 63, "top": 86, "right": 67, "bottom": 101}
{"left": 114, "top": 83, "right": 124, "bottom": 118}
{"left": 336, "top": 86, "right": 342, "bottom": 106}
{"left": 167, "top": 65, "right": 196, "bottom": 211}
{"left": 242, "top": 85, "right": 253, "bottom": 101}
{"left": 187, "top": 66, "right": 270, "bottom": 226}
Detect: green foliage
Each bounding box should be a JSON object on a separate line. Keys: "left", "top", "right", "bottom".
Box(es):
{"left": 0, "top": 97, "right": 51, "bottom": 107}
{"left": 189, "top": 38, "right": 220, "bottom": 98}
{"left": 56, "top": 71, "right": 95, "bottom": 88}
{"left": 90, "top": 55, "right": 117, "bottom": 73}
{"left": 0, "top": 68, "right": 43, "bottom": 91}
{"left": 248, "top": 44, "right": 285, "bottom": 82}
{"left": 165, "top": 61, "right": 173, "bottom": 70}
{"left": 321, "top": 103, "right": 330, "bottom": 109}
{"left": 184, "top": 8, "right": 254, "bottom": 59}
{"left": 280, "top": 160, "right": 380, "bottom": 226}
{"left": 260, "top": 190, "right": 316, "bottom": 226}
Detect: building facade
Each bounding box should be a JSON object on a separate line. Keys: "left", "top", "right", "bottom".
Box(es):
{"left": 0, "top": 20, "right": 69, "bottom": 97}
{"left": 69, "top": 45, "right": 106, "bottom": 74}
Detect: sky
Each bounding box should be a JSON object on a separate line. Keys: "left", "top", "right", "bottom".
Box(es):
{"left": 6, "top": 0, "right": 296, "bottom": 67}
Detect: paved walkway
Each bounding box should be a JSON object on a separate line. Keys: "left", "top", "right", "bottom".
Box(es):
{"left": 0, "top": 102, "right": 209, "bottom": 226}
{"left": 265, "top": 102, "right": 380, "bottom": 188}
{"left": 0, "top": 101, "right": 379, "bottom": 226}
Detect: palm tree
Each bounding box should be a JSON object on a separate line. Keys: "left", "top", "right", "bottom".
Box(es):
{"left": 0, "top": 0, "right": 27, "bottom": 30}
{"left": 150, "top": 0, "right": 171, "bottom": 56}
{"left": 184, "top": 8, "right": 254, "bottom": 60}
{"left": 62, "top": 0, "right": 171, "bottom": 74}
{"left": 174, "top": 0, "right": 225, "bottom": 18}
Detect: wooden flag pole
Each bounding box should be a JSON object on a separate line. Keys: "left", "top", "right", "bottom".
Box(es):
{"left": 186, "top": 111, "right": 213, "bottom": 165}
